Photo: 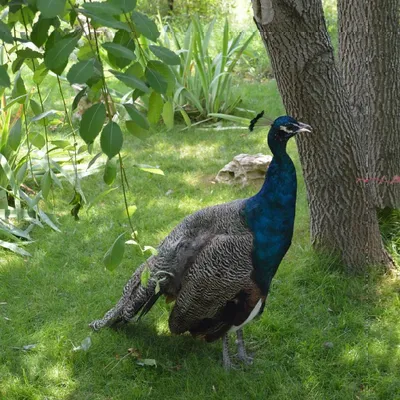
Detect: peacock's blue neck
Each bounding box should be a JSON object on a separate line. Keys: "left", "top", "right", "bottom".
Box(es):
{"left": 244, "top": 150, "right": 297, "bottom": 295}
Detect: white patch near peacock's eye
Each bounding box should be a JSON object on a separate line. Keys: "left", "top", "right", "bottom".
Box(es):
{"left": 279, "top": 125, "right": 295, "bottom": 133}
{"left": 228, "top": 299, "right": 263, "bottom": 333}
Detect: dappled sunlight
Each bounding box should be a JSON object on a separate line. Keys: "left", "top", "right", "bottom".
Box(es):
{"left": 155, "top": 315, "right": 171, "bottom": 336}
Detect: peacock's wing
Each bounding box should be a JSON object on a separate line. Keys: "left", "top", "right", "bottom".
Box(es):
{"left": 91, "top": 201, "right": 252, "bottom": 330}
{"left": 168, "top": 233, "right": 264, "bottom": 342}
{"left": 153, "top": 199, "right": 249, "bottom": 297}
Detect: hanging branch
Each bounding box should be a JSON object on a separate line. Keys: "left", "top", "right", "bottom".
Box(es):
{"left": 56, "top": 76, "right": 79, "bottom": 189}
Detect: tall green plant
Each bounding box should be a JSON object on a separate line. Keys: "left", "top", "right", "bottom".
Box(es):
{"left": 135, "top": 16, "right": 255, "bottom": 122}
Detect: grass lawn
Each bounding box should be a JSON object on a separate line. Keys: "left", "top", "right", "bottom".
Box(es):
{"left": 1, "top": 81, "right": 400, "bottom": 400}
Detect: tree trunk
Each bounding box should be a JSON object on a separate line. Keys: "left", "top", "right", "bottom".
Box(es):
{"left": 250, "top": 0, "right": 393, "bottom": 271}
{"left": 338, "top": 0, "right": 400, "bottom": 209}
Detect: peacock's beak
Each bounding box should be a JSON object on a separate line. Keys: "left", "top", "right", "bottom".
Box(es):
{"left": 295, "top": 122, "right": 312, "bottom": 134}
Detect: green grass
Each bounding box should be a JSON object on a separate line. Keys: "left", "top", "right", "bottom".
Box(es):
{"left": 1, "top": 78, "right": 400, "bottom": 399}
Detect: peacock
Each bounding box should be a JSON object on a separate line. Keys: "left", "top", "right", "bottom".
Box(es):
{"left": 90, "top": 115, "right": 311, "bottom": 369}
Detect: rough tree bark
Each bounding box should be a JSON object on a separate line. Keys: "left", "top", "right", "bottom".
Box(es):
{"left": 250, "top": 0, "right": 393, "bottom": 271}
{"left": 338, "top": 0, "right": 400, "bottom": 209}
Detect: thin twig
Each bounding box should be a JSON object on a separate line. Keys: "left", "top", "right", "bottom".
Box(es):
{"left": 56, "top": 75, "right": 79, "bottom": 189}
{"left": 118, "top": 153, "right": 135, "bottom": 234}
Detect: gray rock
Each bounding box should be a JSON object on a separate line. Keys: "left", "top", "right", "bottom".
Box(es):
{"left": 215, "top": 153, "right": 272, "bottom": 185}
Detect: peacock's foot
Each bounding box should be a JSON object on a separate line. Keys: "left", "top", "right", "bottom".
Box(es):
{"left": 236, "top": 352, "right": 254, "bottom": 365}
{"left": 235, "top": 328, "right": 253, "bottom": 365}
{"left": 89, "top": 319, "right": 102, "bottom": 331}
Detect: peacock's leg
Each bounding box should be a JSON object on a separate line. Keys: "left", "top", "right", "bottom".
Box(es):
{"left": 222, "top": 334, "right": 233, "bottom": 370}
{"left": 236, "top": 329, "right": 253, "bottom": 364}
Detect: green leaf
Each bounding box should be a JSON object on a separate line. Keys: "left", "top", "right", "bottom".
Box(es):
{"left": 147, "top": 92, "right": 163, "bottom": 125}
{"left": 69, "top": 8, "right": 77, "bottom": 27}
{"left": 31, "top": 109, "right": 60, "bottom": 122}
{"left": 108, "top": 30, "right": 136, "bottom": 69}
{"left": 12, "top": 57, "right": 24, "bottom": 74}
{"left": 208, "top": 113, "right": 251, "bottom": 125}
{"left": 143, "top": 245, "right": 158, "bottom": 255}
{"left": 131, "top": 11, "right": 159, "bottom": 42}
{"left": 72, "top": 87, "right": 87, "bottom": 112}
{"left": 50, "top": 140, "right": 71, "bottom": 149}
{"left": 79, "top": 103, "right": 106, "bottom": 145}
{"left": 103, "top": 158, "right": 117, "bottom": 185}
{"left": 162, "top": 101, "right": 174, "bottom": 130}
{"left": 79, "top": 9, "right": 130, "bottom": 31}
{"left": 67, "top": 59, "right": 95, "bottom": 85}
{"left": 8, "top": 118, "right": 22, "bottom": 151}
{"left": 30, "top": 133, "right": 45, "bottom": 149}
{"left": 146, "top": 60, "right": 175, "bottom": 93}
{"left": 0, "top": 65, "right": 10, "bottom": 88}
{"left": 109, "top": 0, "right": 137, "bottom": 12}
{"left": 31, "top": 16, "right": 52, "bottom": 47}
{"left": 125, "top": 121, "right": 153, "bottom": 140}
{"left": 126, "top": 205, "right": 137, "bottom": 217}
{"left": 126, "top": 62, "right": 143, "bottom": 78}
{"left": 86, "top": 59, "right": 103, "bottom": 87}
{"left": 110, "top": 70, "right": 149, "bottom": 93}
{"left": 123, "top": 104, "right": 149, "bottom": 130}
{"left": 149, "top": 45, "right": 180, "bottom": 65}
{"left": 103, "top": 232, "right": 126, "bottom": 271}
{"left": 102, "top": 42, "right": 136, "bottom": 62}
{"left": 100, "top": 122, "right": 123, "bottom": 159}
{"left": 33, "top": 62, "right": 48, "bottom": 85}
{"left": 180, "top": 109, "right": 191, "bottom": 127}
{"left": 0, "top": 20, "right": 13, "bottom": 44}
{"left": 87, "top": 152, "right": 103, "bottom": 170}
{"left": 16, "top": 49, "right": 43, "bottom": 59}
{"left": 37, "top": 0, "right": 66, "bottom": 18}
{"left": 81, "top": 2, "right": 121, "bottom": 16}
{"left": 140, "top": 265, "right": 151, "bottom": 286}
{"left": 16, "top": 162, "right": 28, "bottom": 185}
{"left": 30, "top": 99, "right": 42, "bottom": 116}
{"left": 0, "top": 240, "right": 31, "bottom": 257}
{"left": 134, "top": 164, "right": 164, "bottom": 175}
{"left": 44, "top": 33, "right": 80, "bottom": 74}
{"left": 11, "top": 72, "right": 26, "bottom": 104}
{"left": 145, "top": 67, "right": 167, "bottom": 94}
{"left": 41, "top": 170, "right": 51, "bottom": 199}
{"left": 77, "top": 40, "right": 97, "bottom": 61}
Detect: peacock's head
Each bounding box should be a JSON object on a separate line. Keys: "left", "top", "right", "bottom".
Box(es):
{"left": 269, "top": 115, "right": 312, "bottom": 142}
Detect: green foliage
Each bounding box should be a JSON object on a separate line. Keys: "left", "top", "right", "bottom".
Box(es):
{"left": 135, "top": 16, "right": 255, "bottom": 121}
{"left": 100, "top": 121, "right": 123, "bottom": 159}
{"left": 378, "top": 208, "right": 400, "bottom": 265}
{"left": 137, "top": 0, "right": 237, "bottom": 20}
{"left": 322, "top": 0, "right": 338, "bottom": 50}
{"left": 103, "top": 231, "right": 126, "bottom": 270}
{"left": 79, "top": 103, "right": 107, "bottom": 145}
{"left": 0, "top": 0, "right": 184, "bottom": 259}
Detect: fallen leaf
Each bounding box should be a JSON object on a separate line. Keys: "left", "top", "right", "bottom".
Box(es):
{"left": 23, "top": 344, "right": 37, "bottom": 351}
{"left": 137, "top": 358, "right": 157, "bottom": 367}
{"left": 73, "top": 336, "right": 92, "bottom": 352}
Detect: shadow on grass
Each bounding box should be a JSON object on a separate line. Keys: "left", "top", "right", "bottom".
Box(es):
{"left": 2, "top": 244, "right": 400, "bottom": 399}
